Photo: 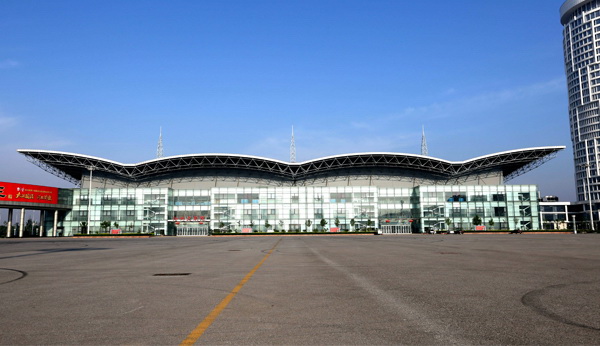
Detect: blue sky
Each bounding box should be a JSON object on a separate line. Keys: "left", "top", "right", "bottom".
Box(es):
{"left": 0, "top": 0, "right": 574, "bottom": 200}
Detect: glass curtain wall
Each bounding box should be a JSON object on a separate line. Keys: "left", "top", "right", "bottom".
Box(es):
{"left": 210, "top": 186, "right": 378, "bottom": 232}
{"left": 377, "top": 188, "right": 416, "bottom": 231}
{"left": 170, "top": 189, "right": 211, "bottom": 235}
{"left": 61, "top": 184, "right": 540, "bottom": 235}
{"left": 419, "top": 185, "right": 539, "bottom": 232}
{"left": 65, "top": 187, "right": 168, "bottom": 236}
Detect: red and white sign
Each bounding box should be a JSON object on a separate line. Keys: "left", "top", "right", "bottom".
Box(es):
{"left": 330, "top": 227, "right": 339, "bottom": 232}
{"left": 475, "top": 226, "right": 486, "bottom": 231}
{"left": 242, "top": 228, "right": 253, "bottom": 233}
{"left": 0, "top": 182, "right": 58, "bottom": 205}
{"left": 174, "top": 216, "right": 208, "bottom": 221}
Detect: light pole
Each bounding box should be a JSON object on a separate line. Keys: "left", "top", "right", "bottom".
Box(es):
{"left": 87, "top": 166, "right": 94, "bottom": 234}
{"left": 400, "top": 200, "right": 404, "bottom": 218}
{"left": 579, "top": 163, "right": 595, "bottom": 231}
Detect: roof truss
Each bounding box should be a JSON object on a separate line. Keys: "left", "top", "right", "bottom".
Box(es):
{"left": 17, "top": 147, "right": 564, "bottom": 186}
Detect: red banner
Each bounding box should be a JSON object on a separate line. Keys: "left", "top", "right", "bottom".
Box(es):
{"left": 0, "top": 182, "right": 58, "bottom": 205}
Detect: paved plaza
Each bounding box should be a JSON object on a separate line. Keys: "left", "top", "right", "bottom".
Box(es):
{"left": 0, "top": 234, "right": 599, "bottom": 345}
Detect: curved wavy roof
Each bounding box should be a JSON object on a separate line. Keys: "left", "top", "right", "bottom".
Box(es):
{"left": 18, "top": 147, "right": 564, "bottom": 186}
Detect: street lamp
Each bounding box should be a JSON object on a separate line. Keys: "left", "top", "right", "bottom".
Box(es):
{"left": 87, "top": 166, "right": 94, "bottom": 234}
{"left": 578, "top": 163, "right": 595, "bottom": 231}
{"left": 400, "top": 200, "right": 404, "bottom": 218}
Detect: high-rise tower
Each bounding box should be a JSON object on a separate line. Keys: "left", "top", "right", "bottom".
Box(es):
{"left": 560, "top": 0, "right": 600, "bottom": 204}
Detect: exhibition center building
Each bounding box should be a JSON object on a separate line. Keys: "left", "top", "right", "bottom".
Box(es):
{"left": 8, "top": 146, "right": 564, "bottom": 236}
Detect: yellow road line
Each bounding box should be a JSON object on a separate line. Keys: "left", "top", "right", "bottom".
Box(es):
{"left": 180, "top": 239, "right": 282, "bottom": 345}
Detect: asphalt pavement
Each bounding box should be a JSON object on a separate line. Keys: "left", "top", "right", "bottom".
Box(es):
{"left": 0, "top": 234, "right": 599, "bottom": 345}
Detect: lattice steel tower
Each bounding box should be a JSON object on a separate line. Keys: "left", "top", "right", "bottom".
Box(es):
{"left": 156, "top": 127, "right": 163, "bottom": 159}
{"left": 560, "top": 0, "right": 600, "bottom": 202}
{"left": 421, "top": 126, "right": 428, "bottom": 156}
{"left": 290, "top": 126, "right": 296, "bottom": 163}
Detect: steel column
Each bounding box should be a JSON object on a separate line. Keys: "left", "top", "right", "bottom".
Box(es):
{"left": 19, "top": 208, "right": 25, "bottom": 238}
{"left": 53, "top": 210, "right": 58, "bottom": 237}
{"left": 6, "top": 209, "right": 12, "bottom": 238}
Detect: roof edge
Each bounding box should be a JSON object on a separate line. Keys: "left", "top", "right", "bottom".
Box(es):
{"left": 18, "top": 146, "right": 566, "bottom": 167}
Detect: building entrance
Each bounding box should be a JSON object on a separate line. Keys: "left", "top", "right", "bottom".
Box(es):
{"left": 381, "top": 225, "right": 411, "bottom": 234}
{"left": 176, "top": 226, "right": 209, "bottom": 236}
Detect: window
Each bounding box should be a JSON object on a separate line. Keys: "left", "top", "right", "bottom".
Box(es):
{"left": 518, "top": 193, "right": 531, "bottom": 202}
{"left": 237, "top": 193, "right": 259, "bottom": 203}
{"left": 122, "top": 196, "right": 135, "bottom": 205}
{"left": 447, "top": 194, "right": 466, "bottom": 202}
{"left": 290, "top": 209, "right": 299, "bottom": 219}
{"left": 451, "top": 208, "right": 465, "bottom": 217}
{"left": 330, "top": 193, "right": 352, "bottom": 203}
{"left": 519, "top": 206, "right": 532, "bottom": 216}
{"left": 492, "top": 194, "right": 506, "bottom": 202}
{"left": 542, "top": 205, "right": 566, "bottom": 213}
{"left": 470, "top": 194, "right": 486, "bottom": 202}
{"left": 494, "top": 207, "right": 506, "bottom": 217}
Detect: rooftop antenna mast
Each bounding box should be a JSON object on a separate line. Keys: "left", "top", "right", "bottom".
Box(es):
{"left": 156, "top": 127, "right": 164, "bottom": 158}
{"left": 421, "top": 125, "right": 428, "bottom": 156}
{"left": 290, "top": 126, "right": 296, "bottom": 163}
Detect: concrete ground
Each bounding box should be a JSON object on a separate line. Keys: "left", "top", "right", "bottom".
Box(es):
{"left": 0, "top": 234, "right": 598, "bottom": 345}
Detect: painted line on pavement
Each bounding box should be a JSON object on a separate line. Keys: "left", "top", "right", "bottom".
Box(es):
{"left": 180, "top": 238, "right": 282, "bottom": 345}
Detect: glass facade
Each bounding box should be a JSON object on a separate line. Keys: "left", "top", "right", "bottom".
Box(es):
{"left": 69, "top": 187, "right": 170, "bottom": 234}
{"left": 59, "top": 184, "right": 540, "bottom": 235}
{"left": 418, "top": 185, "right": 539, "bottom": 232}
